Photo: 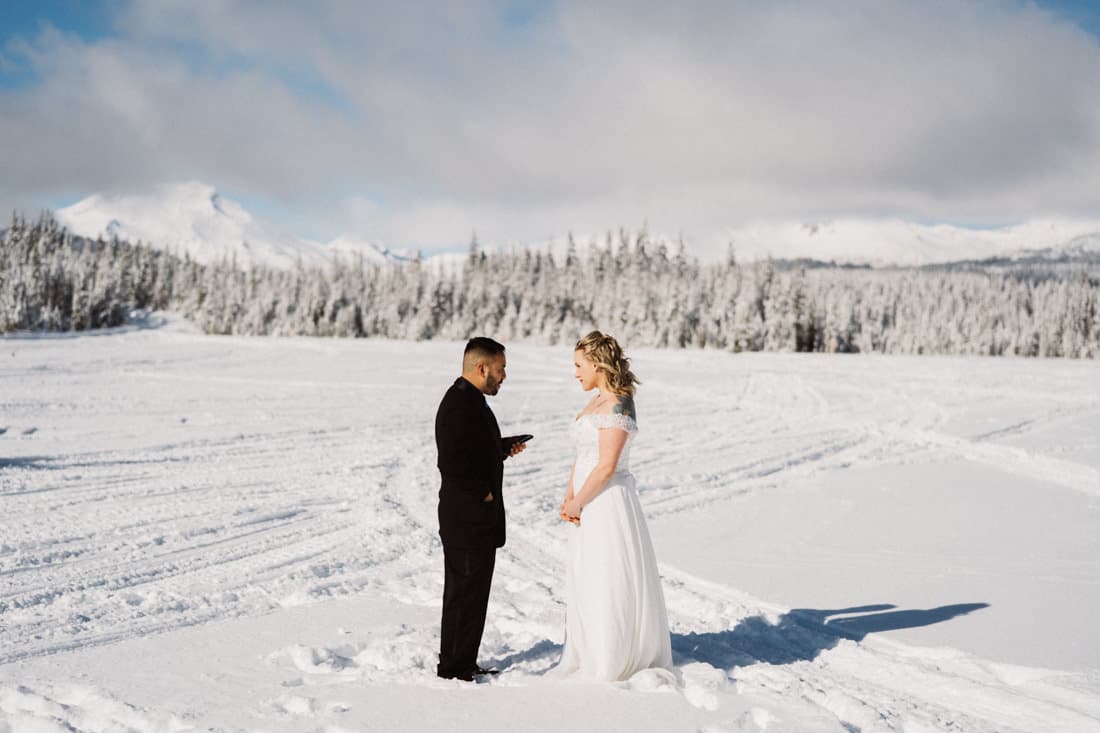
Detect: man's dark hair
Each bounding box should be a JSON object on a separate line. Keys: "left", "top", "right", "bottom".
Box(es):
{"left": 463, "top": 337, "right": 505, "bottom": 370}
{"left": 464, "top": 337, "right": 505, "bottom": 359}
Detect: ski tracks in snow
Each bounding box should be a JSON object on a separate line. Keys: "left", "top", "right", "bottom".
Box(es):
{"left": 2, "top": 332, "right": 1099, "bottom": 731}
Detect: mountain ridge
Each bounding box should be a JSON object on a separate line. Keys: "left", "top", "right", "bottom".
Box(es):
{"left": 41, "top": 182, "right": 1100, "bottom": 269}
{"left": 55, "top": 182, "right": 409, "bottom": 269}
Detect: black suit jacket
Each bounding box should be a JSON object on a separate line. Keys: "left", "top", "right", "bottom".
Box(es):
{"left": 435, "top": 377, "right": 509, "bottom": 549}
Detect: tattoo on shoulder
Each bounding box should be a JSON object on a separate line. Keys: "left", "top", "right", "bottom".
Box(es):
{"left": 611, "top": 395, "right": 636, "bottom": 420}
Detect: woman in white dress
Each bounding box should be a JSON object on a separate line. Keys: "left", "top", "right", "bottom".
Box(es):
{"left": 555, "top": 331, "right": 673, "bottom": 681}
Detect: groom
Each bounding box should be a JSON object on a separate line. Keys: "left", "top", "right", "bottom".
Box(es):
{"left": 435, "top": 337, "right": 527, "bottom": 681}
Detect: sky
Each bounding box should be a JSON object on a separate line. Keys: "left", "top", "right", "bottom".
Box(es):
{"left": 2, "top": 0, "right": 1100, "bottom": 256}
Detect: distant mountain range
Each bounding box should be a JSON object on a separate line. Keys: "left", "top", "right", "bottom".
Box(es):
{"left": 55, "top": 182, "right": 411, "bottom": 269}
{"left": 43, "top": 181, "right": 1100, "bottom": 269}
{"left": 524, "top": 219, "right": 1100, "bottom": 271}
{"left": 718, "top": 218, "right": 1100, "bottom": 267}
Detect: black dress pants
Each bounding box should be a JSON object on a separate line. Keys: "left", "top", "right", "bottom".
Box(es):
{"left": 438, "top": 544, "right": 496, "bottom": 678}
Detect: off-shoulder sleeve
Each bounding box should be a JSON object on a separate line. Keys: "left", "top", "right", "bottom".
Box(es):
{"left": 586, "top": 412, "right": 638, "bottom": 433}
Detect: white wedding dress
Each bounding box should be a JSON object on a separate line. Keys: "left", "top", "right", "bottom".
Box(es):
{"left": 555, "top": 411, "right": 674, "bottom": 681}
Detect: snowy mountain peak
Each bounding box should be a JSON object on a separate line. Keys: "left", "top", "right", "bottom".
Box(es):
{"left": 326, "top": 235, "right": 415, "bottom": 264}
{"left": 56, "top": 182, "right": 400, "bottom": 269}
{"left": 722, "top": 217, "right": 1100, "bottom": 266}
{"left": 53, "top": 182, "right": 1100, "bottom": 269}
{"left": 208, "top": 191, "right": 227, "bottom": 216}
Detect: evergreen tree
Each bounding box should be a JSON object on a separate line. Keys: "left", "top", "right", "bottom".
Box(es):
{"left": 3, "top": 213, "right": 1098, "bottom": 360}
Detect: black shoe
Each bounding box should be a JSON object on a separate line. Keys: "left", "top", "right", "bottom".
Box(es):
{"left": 438, "top": 666, "right": 475, "bottom": 682}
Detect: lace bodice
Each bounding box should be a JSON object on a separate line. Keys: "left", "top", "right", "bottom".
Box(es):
{"left": 570, "top": 412, "right": 637, "bottom": 477}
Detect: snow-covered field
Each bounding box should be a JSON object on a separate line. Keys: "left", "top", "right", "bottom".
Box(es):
{"left": 2, "top": 319, "right": 1099, "bottom": 732}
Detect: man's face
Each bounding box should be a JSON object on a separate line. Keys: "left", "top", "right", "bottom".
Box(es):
{"left": 480, "top": 354, "right": 507, "bottom": 395}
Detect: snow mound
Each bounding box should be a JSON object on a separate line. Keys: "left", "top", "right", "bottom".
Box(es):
{"left": 0, "top": 684, "right": 189, "bottom": 733}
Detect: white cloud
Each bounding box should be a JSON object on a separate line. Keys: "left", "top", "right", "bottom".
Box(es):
{"left": 2, "top": 0, "right": 1100, "bottom": 252}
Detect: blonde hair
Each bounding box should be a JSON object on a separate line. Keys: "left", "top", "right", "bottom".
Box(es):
{"left": 574, "top": 331, "right": 639, "bottom": 397}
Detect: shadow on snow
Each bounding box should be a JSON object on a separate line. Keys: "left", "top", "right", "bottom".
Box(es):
{"left": 671, "top": 603, "right": 990, "bottom": 668}
{"left": 0, "top": 456, "right": 55, "bottom": 470}
{"left": 497, "top": 602, "right": 990, "bottom": 674}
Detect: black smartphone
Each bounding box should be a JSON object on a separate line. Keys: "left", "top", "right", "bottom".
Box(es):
{"left": 505, "top": 434, "right": 534, "bottom": 450}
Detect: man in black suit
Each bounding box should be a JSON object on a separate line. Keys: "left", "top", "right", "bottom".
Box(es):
{"left": 435, "top": 337, "right": 527, "bottom": 681}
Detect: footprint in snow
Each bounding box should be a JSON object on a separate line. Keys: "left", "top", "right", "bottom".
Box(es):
{"left": 270, "top": 694, "right": 317, "bottom": 716}
{"left": 269, "top": 695, "right": 348, "bottom": 716}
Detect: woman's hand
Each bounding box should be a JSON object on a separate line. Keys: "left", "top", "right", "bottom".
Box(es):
{"left": 562, "top": 497, "right": 583, "bottom": 523}
{"left": 559, "top": 490, "right": 580, "bottom": 525}
{"left": 559, "top": 504, "right": 579, "bottom": 525}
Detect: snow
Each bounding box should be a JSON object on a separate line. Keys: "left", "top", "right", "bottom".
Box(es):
{"left": 324, "top": 235, "right": 415, "bottom": 265}
{"left": 410, "top": 220, "right": 1100, "bottom": 268}
{"left": 721, "top": 218, "right": 1100, "bottom": 266}
{"left": 53, "top": 182, "right": 1100, "bottom": 269}
{"left": 1, "top": 322, "right": 1099, "bottom": 732}
{"left": 55, "top": 182, "right": 404, "bottom": 269}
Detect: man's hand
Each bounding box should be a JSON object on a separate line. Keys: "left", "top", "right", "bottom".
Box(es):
{"left": 484, "top": 491, "right": 494, "bottom": 502}
{"left": 508, "top": 441, "right": 527, "bottom": 458}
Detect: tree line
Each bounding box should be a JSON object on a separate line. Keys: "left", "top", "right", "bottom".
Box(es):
{"left": 2, "top": 212, "right": 1097, "bottom": 358}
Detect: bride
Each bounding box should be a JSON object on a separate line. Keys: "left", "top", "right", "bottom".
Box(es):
{"left": 555, "top": 331, "right": 673, "bottom": 681}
